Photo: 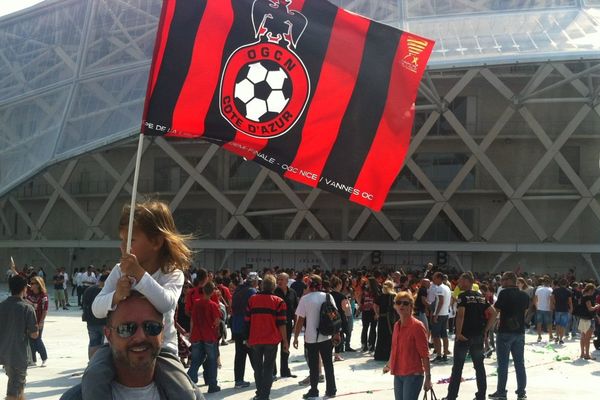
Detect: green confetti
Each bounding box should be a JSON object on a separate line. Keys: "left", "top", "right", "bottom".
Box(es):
{"left": 554, "top": 355, "right": 570, "bottom": 361}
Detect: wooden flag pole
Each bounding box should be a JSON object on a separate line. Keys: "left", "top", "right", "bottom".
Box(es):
{"left": 126, "top": 134, "right": 145, "bottom": 254}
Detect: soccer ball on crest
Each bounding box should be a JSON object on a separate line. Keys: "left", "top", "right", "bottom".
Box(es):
{"left": 234, "top": 60, "right": 292, "bottom": 122}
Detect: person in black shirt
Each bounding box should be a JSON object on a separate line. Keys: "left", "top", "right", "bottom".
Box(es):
{"left": 570, "top": 282, "right": 583, "bottom": 338}
{"left": 290, "top": 272, "right": 307, "bottom": 299}
{"left": 550, "top": 278, "right": 572, "bottom": 345}
{"left": 414, "top": 279, "right": 430, "bottom": 332}
{"left": 489, "top": 272, "right": 530, "bottom": 400}
{"left": 81, "top": 274, "right": 108, "bottom": 359}
{"left": 274, "top": 272, "right": 299, "bottom": 378}
{"left": 442, "top": 272, "right": 496, "bottom": 400}
{"left": 53, "top": 270, "right": 66, "bottom": 310}
{"left": 373, "top": 281, "right": 398, "bottom": 361}
{"left": 576, "top": 283, "right": 599, "bottom": 360}
{"left": 330, "top": 276, "right": 350, "bottom": 360}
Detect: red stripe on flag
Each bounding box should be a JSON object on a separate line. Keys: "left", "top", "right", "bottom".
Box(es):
{"left": 349, "top": 34, "right": 434, "bottom": 210}
{"left": 285, "top": 9, "right": 369, "bottom": 186}
{"left": 171, "top": 0, "right": 234, "bottom": 137}
{"left": 149, "top": 0, "right": 177, "bottom": 97}
{"left": 223, "top": 133, "right": 268, "bottom": 160}
{"left": 291, "top": 0, "right": 306, "bottom": 11}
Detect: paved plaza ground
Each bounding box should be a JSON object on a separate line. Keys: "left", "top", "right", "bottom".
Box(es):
{"left": 1, "top": 291, "right": 599, "bottom": 399}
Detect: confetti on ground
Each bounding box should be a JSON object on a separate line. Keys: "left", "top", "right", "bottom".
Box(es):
{"left": 554, "top": 355, "right": 571, "bottom": 361}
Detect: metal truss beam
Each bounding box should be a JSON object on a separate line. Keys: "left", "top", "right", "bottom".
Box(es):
{"left": 155, "top": 137, "right": 261, "bottom": 239}
{"left": 1, "top": 240, "right": 599, "bottom": 254}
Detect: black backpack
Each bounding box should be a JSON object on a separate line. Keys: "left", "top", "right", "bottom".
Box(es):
{"left": 317, "top": 293, "right": 342, "bottom": 336}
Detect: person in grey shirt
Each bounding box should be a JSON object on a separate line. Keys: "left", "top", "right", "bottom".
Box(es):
{"left": 61, "top": 291, "right": 203, "bottom": 400}
{"left": 0, "top": 275, "right": 39, "bottom": 400}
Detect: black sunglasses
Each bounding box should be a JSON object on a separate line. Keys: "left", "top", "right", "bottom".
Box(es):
{"left": 395, "top": 300, "right": 412, "bottom": 306}
{"left": 111, "top": 321, "right": 163, "bottom": 338}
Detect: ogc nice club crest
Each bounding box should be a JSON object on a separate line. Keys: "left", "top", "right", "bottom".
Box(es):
{"left": 220, "top": 0, "right": 310, "bottom": 139}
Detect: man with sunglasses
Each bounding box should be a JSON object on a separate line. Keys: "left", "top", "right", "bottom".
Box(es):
{"left": 61, "top": 291, "right": 203, "bottom": 400}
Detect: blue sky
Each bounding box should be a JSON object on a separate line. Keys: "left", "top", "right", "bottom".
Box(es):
{"left": 0, "top": 0, "right": 46, "bottom": 17}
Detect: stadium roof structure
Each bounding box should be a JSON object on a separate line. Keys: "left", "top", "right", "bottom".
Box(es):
{"left": 0, "top": 0, "right": 599, "bottom": 199}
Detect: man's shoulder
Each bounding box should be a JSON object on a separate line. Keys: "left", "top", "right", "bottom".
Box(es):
{"left": 83, "top": 285, "right": 101, "bottom": 296}
{"left": 60, "top": 384, "right": 83, "bottom": 400}
{"left": 463, "top": 290, "right": 487, "bottom": 304}
{"left": 7, "top": 297, "right": 35, "bottom": 312}
{"left": 300, "top": 291, "right": 325, "bottom": 305}
{"left": 439, "top": 284, "right": 451, "bottom": 295}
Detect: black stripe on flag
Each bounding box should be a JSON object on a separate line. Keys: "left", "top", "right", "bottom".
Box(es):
{"left": 145, "top": 0, "right": 207, "bottom": 136}
{"left": 203, "top": 0, "right": 256, "bottom": 145}
{"left": 254, "top": 0, "right": 338, "bottom": 170}
{"left": 318, "top": 23, "right": 402, "bottom": 197}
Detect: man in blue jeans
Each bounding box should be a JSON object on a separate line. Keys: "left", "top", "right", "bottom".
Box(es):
{"left": 442, "top": 272, "right": 497, "bottom": 400}
{"left": 489, "top": 272, "right": 530, "bottom": 400}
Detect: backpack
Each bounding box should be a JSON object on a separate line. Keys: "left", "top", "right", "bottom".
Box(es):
{"left": 317, "top": 293, "right": 342, "bottom": 336}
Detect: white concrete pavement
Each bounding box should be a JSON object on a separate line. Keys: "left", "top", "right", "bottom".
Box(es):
{"left": 1, "top": 294, "right": 599, "bottom": 399}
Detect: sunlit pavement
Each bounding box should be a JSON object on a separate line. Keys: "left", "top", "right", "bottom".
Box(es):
{"left": 1, "top": 296, "right": 599, "bottom": 399}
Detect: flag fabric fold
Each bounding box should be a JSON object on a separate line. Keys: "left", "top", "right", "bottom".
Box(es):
{"left": 142, "top": 0, "right": 434, "bottom": 211}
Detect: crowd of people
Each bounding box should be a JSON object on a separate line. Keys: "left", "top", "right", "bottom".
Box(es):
{"left": 1, "top": 200, "right": 600, "bottom": 400}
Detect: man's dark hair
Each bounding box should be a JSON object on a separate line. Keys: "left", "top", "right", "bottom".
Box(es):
{"left": 558, "top": 278, "right": 567, "bottom": 287}
{"left": 502, "top": 271, "right": 517, "bottom": 285}
{"left": 194, "top": 268, "right": 208, "bottom": 286}
{"left": 9, "top": 275, "right": 28, "bottom": 295}
{"left": 203, "top": 281, "right": 215, "bottom": 296}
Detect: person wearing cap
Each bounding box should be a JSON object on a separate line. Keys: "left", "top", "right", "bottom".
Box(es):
{"left": 0, "top": 275, "right": 39, "bottom": 400}
{"left": 230, "top": 272, "right": 259, "bottom": 388}
{"left": 81, "top": 273, "right": 108, "bottom": 359}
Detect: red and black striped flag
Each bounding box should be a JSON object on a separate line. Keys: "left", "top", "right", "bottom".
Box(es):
{"left": 142, "top": 0, "right": 434, "bottom": 210}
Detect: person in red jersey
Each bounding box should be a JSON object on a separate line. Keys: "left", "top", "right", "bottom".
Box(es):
{"left": 187, "top": 281, "right": 222, "bottom": 394}
{"left": 245, "top": 274, "right": 288, "bottom": 400}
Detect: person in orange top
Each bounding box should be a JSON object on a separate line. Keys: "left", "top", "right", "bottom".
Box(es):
{"left": 383, "top": 291, "right": 432, "bottom": 400}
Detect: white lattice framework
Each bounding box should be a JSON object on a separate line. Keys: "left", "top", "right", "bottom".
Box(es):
{"left": 0, "top": 0, "right": 599, "bottom": 274}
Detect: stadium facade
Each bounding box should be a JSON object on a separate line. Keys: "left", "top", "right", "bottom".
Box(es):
{"left": 0, "top": 0, "right": 599, "bottom": 279}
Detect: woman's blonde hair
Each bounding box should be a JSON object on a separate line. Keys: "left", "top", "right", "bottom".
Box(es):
{"left": 30, "top": 276, "right": 47, "bottom": 295}
{"left": 119, "top": 200, "right": 192, "bottom": 273}
{"left": 382, "top": 280, "right": 396, "bottom": 295}
{"left": 583, "top": 283, "right": 596, "bottom": 294}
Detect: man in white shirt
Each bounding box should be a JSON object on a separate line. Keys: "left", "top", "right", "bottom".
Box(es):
{"left": 431, "top": 272, "right": 452, "bottom": 362}
{"left": 293, "top": 275, "right": 339, "bottom": 399}
{"left": 79, "top": 266, "right": 97, "bottom": 308}
{"left": 534, "top": 277, "right": 554, "bottom": 342}
{"left": 81, "top": 266, "right": 98, "bottom": 288}
{"left": 63, "top": 270, "right": 70, "bottom": 307}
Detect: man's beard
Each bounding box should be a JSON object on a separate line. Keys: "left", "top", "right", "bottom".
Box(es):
{"left": 112, "top": 342, "right": 160, "bottom": 370}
